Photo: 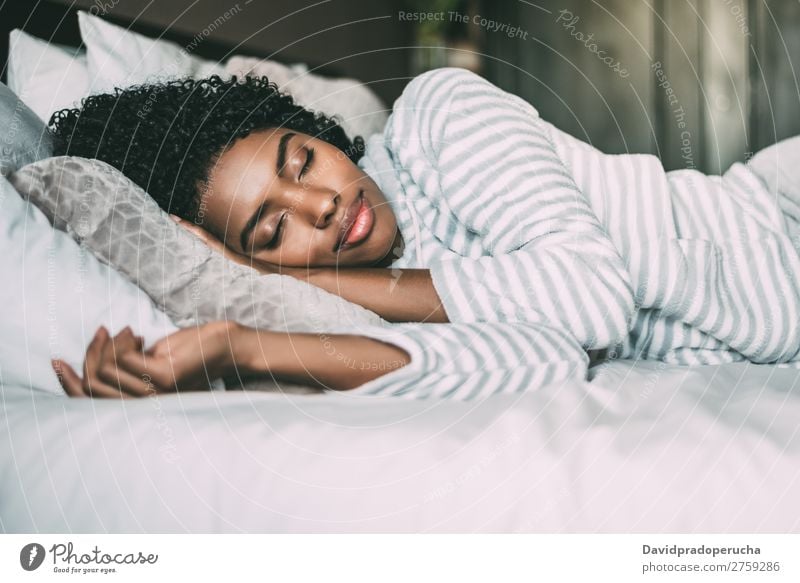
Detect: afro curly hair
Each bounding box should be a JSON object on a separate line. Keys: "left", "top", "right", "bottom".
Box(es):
{"left": 47, "top": 75, "right": 366, "bottom": 220}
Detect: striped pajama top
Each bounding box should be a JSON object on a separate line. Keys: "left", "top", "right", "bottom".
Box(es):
{"left": 331, "top": 67, "right": 800, "bottom": 401}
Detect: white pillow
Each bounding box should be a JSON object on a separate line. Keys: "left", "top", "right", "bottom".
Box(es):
{"left": 77, "top": 11, "right": 388, "bottom": 139}
{"left": 7, "top": 30, "right": 93, "bottom": 123}
{"left": 78, "top": 11, "right": 225, "bottom": 93}
{"left": 225, "top": 56, "right": 389, "bottom": 140}
{"left": 9, "top": 156, "right": 384, "bottom": 395}
{"left": 0, "top": 175, "right": 224, "bottom": 395}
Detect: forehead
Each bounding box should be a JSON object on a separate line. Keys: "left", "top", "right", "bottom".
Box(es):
{"left": 210, "top": 128, "right": 284, "bottom": 180}
{"left": 202, "top": 129, "right": 286, "bottom": 209}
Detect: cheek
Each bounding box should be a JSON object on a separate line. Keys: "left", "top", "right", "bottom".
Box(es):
{"left": 369, "top": 196, "right": 397, "bottom": 238}
{"left": 252, "top": 224, "right": 329, "bottom": 267}
{"left": 292, "top": 226, "right": 329, "bottom": 262}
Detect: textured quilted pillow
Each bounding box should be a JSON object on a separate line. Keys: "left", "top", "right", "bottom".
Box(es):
{"left": 0, "top": 81, "right": 53, "bottom": 176}
{"left": 9, "top": 156, "right": 386, "bottom": 393}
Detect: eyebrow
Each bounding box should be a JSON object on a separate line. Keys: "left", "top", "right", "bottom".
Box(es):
{"left": 276, "top": 132, "right": 295, "bottom": 178}
{"left": 239, "top": 131, "right": 295, "bottom": 251}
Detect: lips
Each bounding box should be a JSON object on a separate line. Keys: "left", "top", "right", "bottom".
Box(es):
{"left": 335, "top": 190, "right": 370, "bottom": 251}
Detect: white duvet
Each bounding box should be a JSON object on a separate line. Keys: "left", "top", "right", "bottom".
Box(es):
{"left": 2, "top": 359, "right": 798, "bottom": 533}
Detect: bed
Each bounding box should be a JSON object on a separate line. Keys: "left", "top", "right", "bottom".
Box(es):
{"left": 3, "top": 359, "right": 799, "bottom": 532}
{"left": 1, "top": 3, "right": 799, "bottom": 534}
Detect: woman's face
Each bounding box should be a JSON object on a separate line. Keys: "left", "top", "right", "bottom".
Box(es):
{"left": 198, "top": 128, "right": 401, "bottom": 268}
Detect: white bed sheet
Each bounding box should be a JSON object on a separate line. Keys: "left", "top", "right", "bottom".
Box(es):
{"left": 1, "top": 359, "right": 798, "bottom": 533}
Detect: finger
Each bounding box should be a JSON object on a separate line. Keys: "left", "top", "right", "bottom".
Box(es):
{"left": 83, "top": 325, "right": 109, "bottom": 383}
{"left": 99, "top": 327, "right": 156, "bottom": 397}
{"left": 251, "top": 258, "right": 280, "bottom": 275}
{"left": 83, "top": 358, "right": 130, "bottom": 398}
{"left": 186, "top": 226, "right": 209, "bottom": 242}
{"left": 83, "top": 325, "right": 112, "bottom": 380}
{"left": 97, "top": 332, "right": 173, "bottom": 391}
{"left": 176, "top": 220, "right": 212, "bottom": 242}
{"left": 51, "top": 359, "right": 87, "bottom": 398}
{"left": 123, "top": 332, "right": 145, "bottom": 353}
{"left": 279, "top": 265, "right": 310, "bottom": 280}
{"left": 82, "top": 328, "right": 132, "bottom": 399}
{"left": 111, "top": 328, "right": 157, "bottom": 395}
{"left": 111, "top": 326, "right": 138, "bottom": 352}
{"left": 222, "top": 247, "right": 253, "bottom": 267}
{"left": 50, "top": 358, "right": 67, "bottom": 392}
{"left": 99, "top": 361, "right": 155, "bottom": 397}
{"left": 85, "top": 379, "right": 135, "bottom": 399}
{"left": 171, "top": 214, "right": 199, "bottom": 234}
{"left": 181, "top": 224, "right": 231, "bottom": 257}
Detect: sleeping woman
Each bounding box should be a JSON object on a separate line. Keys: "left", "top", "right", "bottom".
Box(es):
{"left": 47, "top": 67, "right": 800, "bottom": 400}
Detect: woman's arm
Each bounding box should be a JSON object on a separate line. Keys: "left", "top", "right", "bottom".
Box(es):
{"left": 303, "top": 266, "right": 449, "bottom": 323}
{"left": 229, "top": 323, "right": 411, "bottom": 391}
{"left": 52, "top": 321, "right": 411, "bottom": 397}
{"left": 172, "top": 214, "right": 448, "bottom": 324}
{"left": 54, "top": 316, "right": 590, "bottom": 402}
{"left": 232, "top": 318, "right": 592, "bottom": 400}
{"left": 384, "top": 67, "right": 636, "bottom": 347}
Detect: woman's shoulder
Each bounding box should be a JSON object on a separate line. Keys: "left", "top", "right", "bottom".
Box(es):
{"left": 393, "top": 67, "right": 539, "bottom": 125}
{"left": 406, "top": 66, "right": 484, "bottom": 89}
{"left": 393, "top": 67, "right": 484, "bottom": 109}
{"left": 383, "top": 67, "right": 547, "bottom": 173}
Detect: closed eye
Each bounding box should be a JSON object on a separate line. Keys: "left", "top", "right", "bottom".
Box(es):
{"left": 299, "top": 147, "right": 314, "bottom": 179}
{"left": 256, "top": 147, "right": 311, "bottom": 251}
{"left": 266, "top": 213, "right": 287, "bottom": 249}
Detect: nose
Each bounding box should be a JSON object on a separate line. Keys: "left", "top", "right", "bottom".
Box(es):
{"left": 283, "top": 183, "right": 338, "bottom": 228}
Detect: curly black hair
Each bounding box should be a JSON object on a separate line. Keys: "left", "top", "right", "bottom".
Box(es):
{"left": 47, "top": 75, "right": 365, "bottom": 220}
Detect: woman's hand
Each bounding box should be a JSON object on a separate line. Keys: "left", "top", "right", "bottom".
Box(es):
{"left": 169, "top": 214, "right": 257, "bottom": 268}
{"left": 51, "top": 321, "right": 239, "bottom": 398}
{"left": 169, "top": 214, "right": 312, "bottom": 281}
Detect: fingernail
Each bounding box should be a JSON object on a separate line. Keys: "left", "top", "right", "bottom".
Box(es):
{"left": 169, "top": 214, "right": 181, "bottom": 222}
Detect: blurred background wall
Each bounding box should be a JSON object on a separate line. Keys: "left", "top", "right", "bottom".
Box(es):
{"left": 2, "top": 0, "right": 798, "bottom": 173}
{"left": 481, "top": 0, "right": 800, "bottom": 173}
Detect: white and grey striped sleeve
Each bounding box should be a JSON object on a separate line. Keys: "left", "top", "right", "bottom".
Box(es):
{"left": 326, "top": 320, "right": 589, "bottom": 401}
{"left": 390, "top": 67, "right": 635, "bottom": 349}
